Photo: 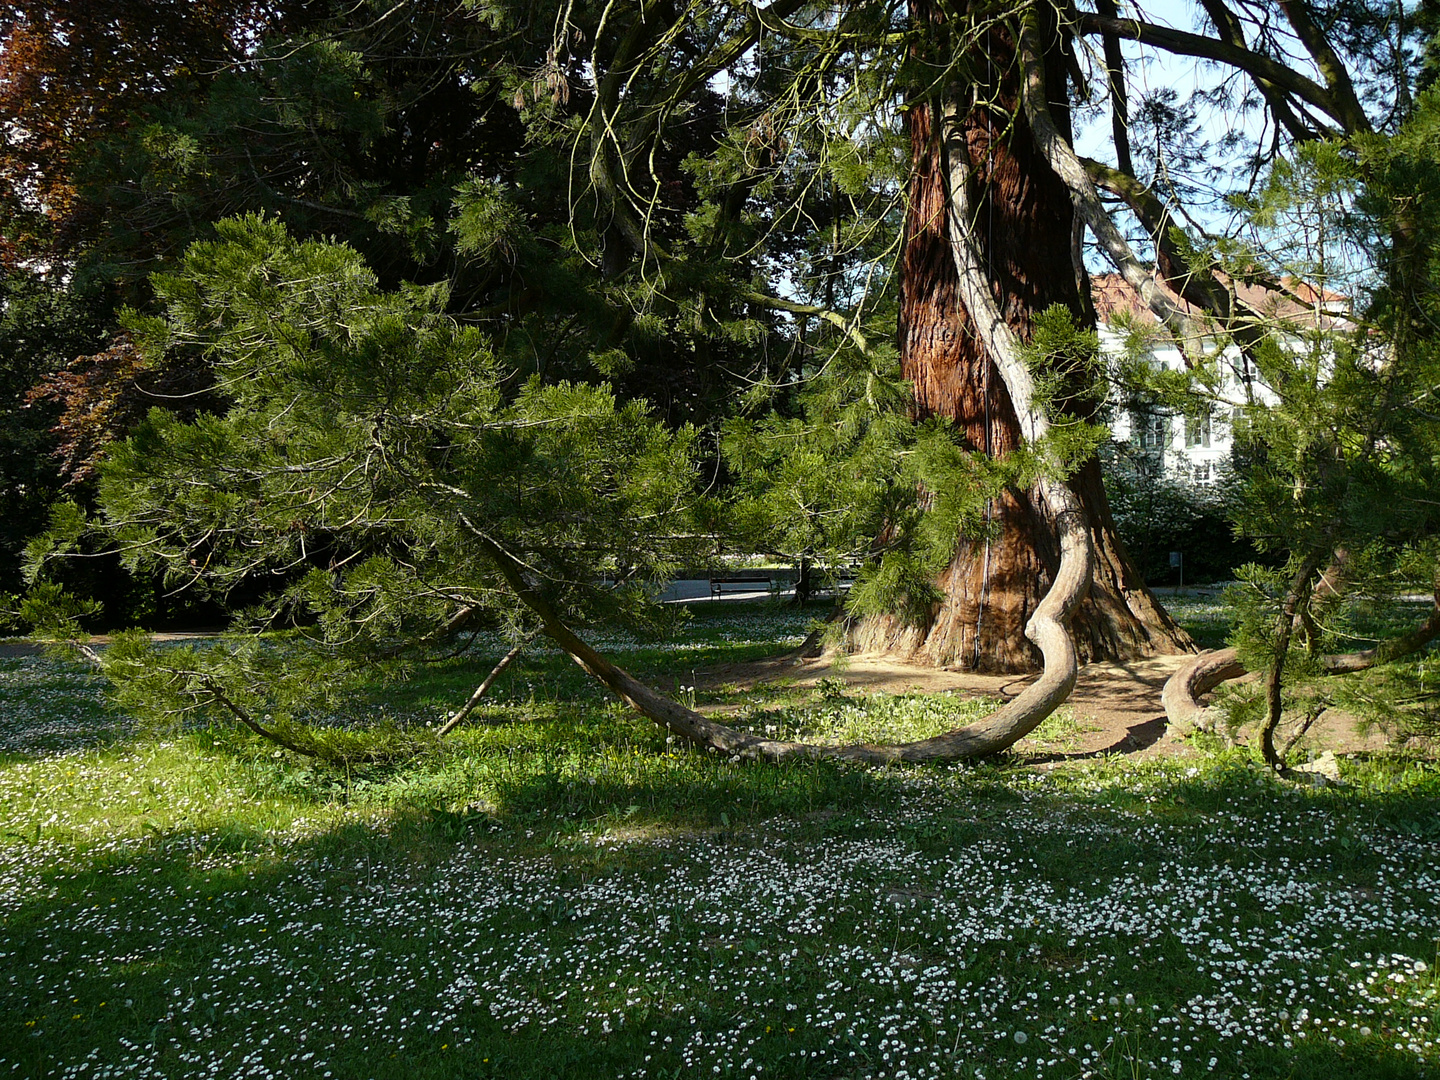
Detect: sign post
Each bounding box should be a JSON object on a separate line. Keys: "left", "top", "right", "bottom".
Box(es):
{"left": 1169, "top": 550, "right": 1184, "bottom": 589}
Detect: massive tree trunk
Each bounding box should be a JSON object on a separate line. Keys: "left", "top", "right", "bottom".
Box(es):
{"left": 849, "top": 2, "right": 1192, "bottom": 673}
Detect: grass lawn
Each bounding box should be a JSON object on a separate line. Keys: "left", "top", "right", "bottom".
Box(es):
{"left": 2, "top": 601, "right": 1439, "bottom": 1079}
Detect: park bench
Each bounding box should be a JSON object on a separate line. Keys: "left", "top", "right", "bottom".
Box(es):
{"left": 709, "top": 573, "right": 774, "bottom": 599}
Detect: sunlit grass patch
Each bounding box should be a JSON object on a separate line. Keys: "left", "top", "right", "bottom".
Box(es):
{"left": 1014, "top": 706, "right": 1099, "bottom": 753}
{"left": 723, "top": 682, "right": 999, "bottom": 745}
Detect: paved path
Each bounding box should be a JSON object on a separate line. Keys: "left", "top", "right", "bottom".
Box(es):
{"left": 0, "top": 632, "right": 226, "bottom": 659}
{"left": 656, "top": 578, "right": 793, "bottom": 603}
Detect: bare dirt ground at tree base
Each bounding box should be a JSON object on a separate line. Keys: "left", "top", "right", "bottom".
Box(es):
{"left": 696, "top": 651, "right": 1393, "bottom": 763}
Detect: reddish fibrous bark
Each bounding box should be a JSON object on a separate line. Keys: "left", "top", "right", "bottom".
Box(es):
{"left": 850, "top": 2, "right": 1191, "bottom": 673}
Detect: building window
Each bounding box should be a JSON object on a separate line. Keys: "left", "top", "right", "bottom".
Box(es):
{"left": 1231, "top": 405, "right": 1257, "bottom": 440}
{"left": 1192, "top": 460, "right": 1212, "bottom": 484}
{"left": 1132, "top": 409, "right": 1169, "bottom": 452}
{"left": 1185, "top": 410, "right": 1211, "bottom": 448}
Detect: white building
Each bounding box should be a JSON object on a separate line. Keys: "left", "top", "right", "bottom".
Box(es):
{"left": 1092, "top": 272, "right": 1351, "bottom": 485}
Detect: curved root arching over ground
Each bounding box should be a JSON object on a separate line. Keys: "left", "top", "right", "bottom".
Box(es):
{"left": 475, "top": 165, "right": 1098, "bottom": 764}
{"left": 1162, "top": 592, "right": 1440, "bottom": 737}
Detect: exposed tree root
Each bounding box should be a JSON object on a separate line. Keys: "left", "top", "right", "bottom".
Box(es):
{"left": 1317, "top": 604, "right": 1440, "bottom": 674}
{"left": 1160, "top": 647, "right": 1248, "bottom": 736}
{"left": 475, "top": 493, "right": 1091, "bottom": 763}
{"left": 1161, "top": 595, "right": 1440, "bottom": 737}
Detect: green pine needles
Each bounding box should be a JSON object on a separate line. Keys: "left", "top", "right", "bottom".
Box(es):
{"left": 25, "top": 215, "right": 714, "bottom": 757}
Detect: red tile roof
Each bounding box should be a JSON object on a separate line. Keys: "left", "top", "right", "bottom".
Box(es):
{"left": 1090, "top": 271, "right": 1349, "bottom": 329}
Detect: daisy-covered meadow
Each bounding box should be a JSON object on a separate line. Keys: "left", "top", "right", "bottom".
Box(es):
{"left": 2, "top": 601, "right": 1438, "bottom": 1079}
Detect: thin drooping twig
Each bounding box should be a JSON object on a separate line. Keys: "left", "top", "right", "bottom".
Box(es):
{"left": 194, "top": 674, "right": 334, "bottom": 761}
{"left": 435, "top": 634, "right": 534, "bottom": 737}
{"left": 1279, "top": 698, "right": 1325, "bottom": 761}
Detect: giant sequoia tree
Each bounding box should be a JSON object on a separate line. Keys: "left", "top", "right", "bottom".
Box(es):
{"left": 849, "top": 0, "right": 1190, "bottom": 671}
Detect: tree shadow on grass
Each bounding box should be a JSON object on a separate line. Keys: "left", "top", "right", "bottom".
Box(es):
{"left": 4, "top": 815, "right": 654, "bottom": 1080}
{"left": 0, "top": 656, "right": 132, "bottom": 758}
{"left": 6, "top": 786, "right": 1437, "bottom": 1080}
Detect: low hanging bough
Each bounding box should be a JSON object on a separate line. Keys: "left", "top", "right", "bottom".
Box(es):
{"left": 472, "top": 160, "right": 1097, "bottom": 764}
